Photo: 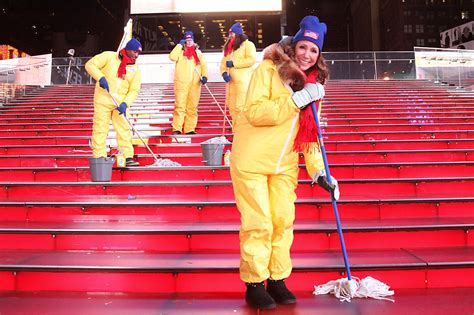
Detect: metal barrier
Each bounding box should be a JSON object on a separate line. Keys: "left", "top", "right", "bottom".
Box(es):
{"left": 414, "top": 46, "right": 474, "bottom": 89}
{"left": 1, "top": 48, "right": 473, "bottom": 93}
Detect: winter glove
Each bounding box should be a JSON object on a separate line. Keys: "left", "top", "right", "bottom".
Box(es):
{"left": 179, "top": 39, "right": 186, "bottom": 46}
{"left": 292, "top": 83, "right": 325, "bottom": 109}
{"left": 314, "top": 169, "right": 340, "bottom": 200}
{"left": 278, "top": 36, "right": 293, "bottom": 46}
{"left": 226, "top": 60, "right": 234, "bottom": 68}
{"left": 117, "top": 102, "right": 127, "bottom": 115}
{"left": 200, "top": 76, "right": 208, "bottom": 85}
{"left": 99, "top": 77, "right": 109, "bottom": 92}
{"left": 222, "top": 72, "right": 231, "bottom": 82}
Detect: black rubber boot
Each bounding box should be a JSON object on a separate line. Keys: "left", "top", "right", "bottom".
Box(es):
{"left": 125, "top": 158, "right": 140, "bottom": 167}
{"left": 267, "top": 279, "right": 296, "bottom": 304}
{"left": 245, "top": 282, "right": 276, "bottom": 310}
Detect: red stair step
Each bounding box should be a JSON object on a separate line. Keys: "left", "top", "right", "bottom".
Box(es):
{"left": 0, "top": 177, "right": 472, "bottom": 199}
{"left": 0, "top": 162, "right": 473, "bottom": 181}
{"left": 0, "top": 197, "right": 472, "bottom": 222}
{"left": 0, "top": 218, "right": 469, "bottom": 251}
{"left": 0, "top": 288, "right": 472, "bottom": 315}
{"left": 0, "top": 247, "right": 470, "bottom": 292}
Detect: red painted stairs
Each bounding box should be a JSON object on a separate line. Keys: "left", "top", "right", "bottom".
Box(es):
{"left": 0, "top": 81, "right": 472, "bottom": 308}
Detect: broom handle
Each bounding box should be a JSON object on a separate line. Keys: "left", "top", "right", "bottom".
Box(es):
{"left": 310, "top": 101, "right": 352, "bottom": 280}
{"left": 193, "top": 69, "right": 233, "bottom": 131}
{"left": 122, "top": 114, "right": 161, "bottom": 160}
{"left": 107, "top": 91, "right": 161, "bottom": 161}
{"left": 223, "top": 53, "right": 233, "bottom": 134}
{"left": 222, "top": 89, "right": 227, "bottom": 135}
{"left": 223, "top": 66, "right": 230, "bottom": 135}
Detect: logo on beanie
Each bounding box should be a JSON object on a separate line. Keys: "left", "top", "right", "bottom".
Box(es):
{"left": 303, "top": 30, "right": 319, "bottom": 40}
{"left": 185, "top": 34, "right": 192, "bottom": 39}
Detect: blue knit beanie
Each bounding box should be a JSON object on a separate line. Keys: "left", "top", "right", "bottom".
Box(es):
{"left": 125, "top": 38, "right": 142, "bottom": 52}
{"left": 230, "top": 22, "right": 243, "bottom": 35}
{"left": 292, "top": 16, "right": 327, "bottom": 51}
{"left": 184, "top": 31, "right": 194, "bottom": 40}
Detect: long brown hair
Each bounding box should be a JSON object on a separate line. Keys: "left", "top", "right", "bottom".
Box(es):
{"left": 281, "top": 39, "right": 329, "bottom": 84}
{"left": 223, "top": 34, "right": 249, "bottom": 52}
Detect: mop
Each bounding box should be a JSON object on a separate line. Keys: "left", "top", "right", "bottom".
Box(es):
{"left": 310, "top": 101, "right": 394, "bottom": 302}
{"left": 107, "top": 91, "right": 181, "bottom": 167}
{"left": 194, "top": 69, "right": 232, "bottom": 146}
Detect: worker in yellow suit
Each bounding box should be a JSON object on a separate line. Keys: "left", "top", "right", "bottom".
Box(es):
{"left": 85, "top": 38, "right": 142, "bottom": 167}
{"left": 230, "top": 16, "right": 340, "bottom": 310}
{"left": 169, "top": 31, "right": 208, "bottom": 135}
{"left": 220, "top": 22, "right": 256, "bottom": 127}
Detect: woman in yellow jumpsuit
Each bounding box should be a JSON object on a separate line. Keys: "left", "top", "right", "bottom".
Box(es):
{"left": 220, "top": 22, "right": 256, "bottom": 126}
{"left": 230, "top": 16, "right": 340, "bottom": 309}
{"left": 169, "top": 31, "right": 208, "bottom": 135}
{"left": 85, "top": 38, "right": 142, "bottom": 167}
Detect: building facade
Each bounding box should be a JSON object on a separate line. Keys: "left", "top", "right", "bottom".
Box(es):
{"left": 350, "top": 0, "right": 472, "bottom": 51}
{"left": 379, "top": 0, "right": 472, "bottom": 50}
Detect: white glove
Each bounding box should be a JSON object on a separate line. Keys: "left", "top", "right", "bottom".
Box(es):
{"left": 292, "top": 83, "right": 325, "bottom": 109}
{"left": 313, "top": 169, "right": 340, "bottom": 200}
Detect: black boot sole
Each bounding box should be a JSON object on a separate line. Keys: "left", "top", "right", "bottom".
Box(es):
{"left": 245, "top": 298, "right": 277, "bottom": 310}
{"left": 267, "top": 289, "right": 297, "bottom": 304}
{"left": 274, "top": 298, "right": 296, "bottom": 305}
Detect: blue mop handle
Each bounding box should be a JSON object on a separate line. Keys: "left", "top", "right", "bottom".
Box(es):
{"left": 310, "top": 101, "right": 352, "bottom": 280}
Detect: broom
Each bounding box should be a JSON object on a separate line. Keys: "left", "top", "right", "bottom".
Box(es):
{"left": 310, "top": 101, "right": 394, "bottom": 302}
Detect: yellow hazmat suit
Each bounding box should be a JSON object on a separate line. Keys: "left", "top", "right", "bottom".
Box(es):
{"left": 230, "top": 59, "right": 325, "bottom": 283}
{"left": 85, "top": 51, "right": 141, "bottom": 159}
{"left": 169, "top": 44, "right": 208, "bottom": 133}
{"left": 220, "top": 40, "right": 256, "bottom": 125}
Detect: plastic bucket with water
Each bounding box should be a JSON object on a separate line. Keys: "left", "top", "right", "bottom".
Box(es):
{"left": 201, "top": 143, "right": 224, "bottom": 166}
{"left": 88, "top": 157, "right": 115, "bottom": 182}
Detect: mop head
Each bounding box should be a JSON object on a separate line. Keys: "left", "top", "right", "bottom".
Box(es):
{"left": 149, "top": 158, "right": 182, "bottom": 167}
{"left": 201, "top": 136, "right": 232, "bottom": 144}
{"left": 313, "top": 276, "right": 394, "bottom": 302}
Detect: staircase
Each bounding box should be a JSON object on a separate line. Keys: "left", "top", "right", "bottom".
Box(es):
{"left": 0, "top": 80, "right": 472, "bottom": 314}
